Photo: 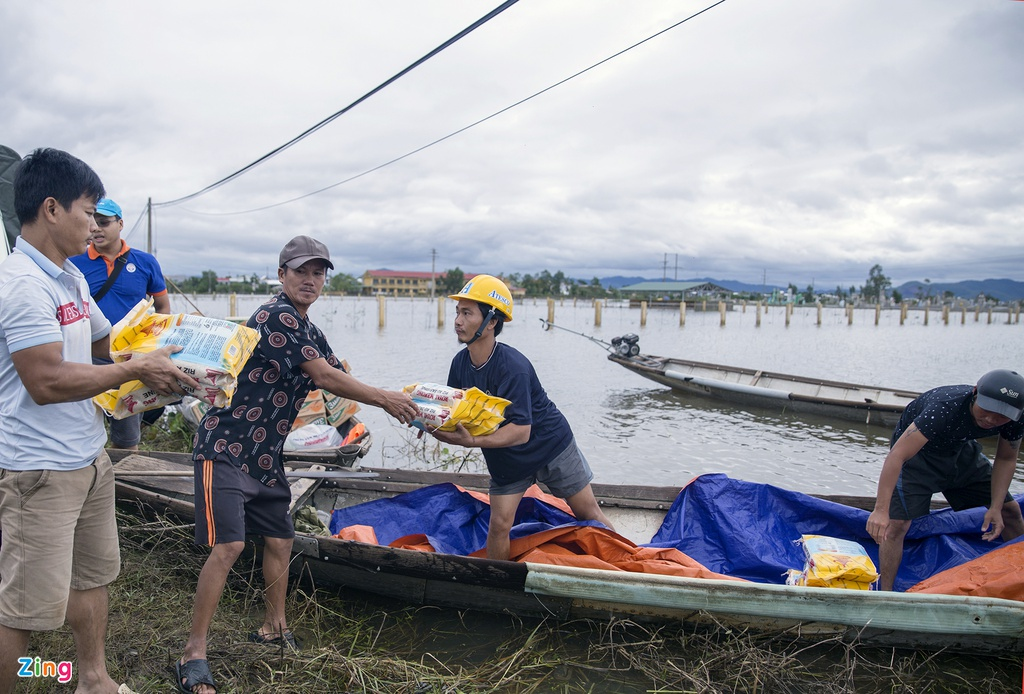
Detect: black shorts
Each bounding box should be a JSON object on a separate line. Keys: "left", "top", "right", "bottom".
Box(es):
{"left": 194, "top": 457, "right": 294, "bottom": 546}
{"left": 889, "top": 439, "right": 1013, "bottom": 520}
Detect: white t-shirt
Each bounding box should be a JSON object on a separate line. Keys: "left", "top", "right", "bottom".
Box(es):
{"left": 0, "top": 238, "right": 111, "bottom": 470}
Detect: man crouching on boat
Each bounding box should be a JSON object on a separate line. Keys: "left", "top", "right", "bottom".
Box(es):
{"left": 867, "top": 369, "right": 1024, "bottom": 591}
{"left": 177, "top": 236, "right": 417, "bottom": 694}
{"left": 428, "top": 275, "right": 614, "bottom": 561}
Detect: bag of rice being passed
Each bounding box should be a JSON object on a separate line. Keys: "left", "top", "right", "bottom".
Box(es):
{"left": 403, "top": 382, "right": 511, "bottom": 436}
{"left": 792, "top": 534, "right": 879, "bottom": 590}
{"left": 93, "top": 299, "right": 260, "bottom": 419}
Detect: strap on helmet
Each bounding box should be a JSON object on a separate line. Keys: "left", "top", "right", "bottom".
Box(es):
{"left": 466, "top": 306, "right": 496, "bottom": 345}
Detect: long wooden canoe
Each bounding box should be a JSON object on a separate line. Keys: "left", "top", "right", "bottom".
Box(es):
{"left": 608, "top": 351, "right": 919, "bottom": 427}
{"left": 111, "top": 449, "right": 1024, "bottom": 655}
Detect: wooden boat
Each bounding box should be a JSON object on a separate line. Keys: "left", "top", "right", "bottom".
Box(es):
{"left": 111, "top": 449, "right": 1024, "bottom": 655}
{"left": 538, "top": 321, "right": 919, "bottom": 426}
{"left": 606, "top": 335, "right": 919, "bottom": 427}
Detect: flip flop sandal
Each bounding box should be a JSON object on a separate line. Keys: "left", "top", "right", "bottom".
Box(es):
{"left": 176, "top": 658, "right": 217, "bottom": 694}
{"left": 249, "top": 629, "right": 301, "bottom": 650}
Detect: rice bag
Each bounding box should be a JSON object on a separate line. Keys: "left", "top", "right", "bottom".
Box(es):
{"left": 403, "top": 382, "right": 510, "bottom": 436}
{"left": 93, "top": 298, "right": 260, "bottom": 419}
{"left": 794, "top": 535, "right": 878, "bottom": 590}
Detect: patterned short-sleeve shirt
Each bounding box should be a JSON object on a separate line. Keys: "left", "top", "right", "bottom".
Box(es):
{"left": 193, "top": 292, "right": 342, "bottom": 486}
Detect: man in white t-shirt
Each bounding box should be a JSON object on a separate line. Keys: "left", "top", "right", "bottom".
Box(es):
{"left": 0, "top": 148, "right": 199, "bottom": 694}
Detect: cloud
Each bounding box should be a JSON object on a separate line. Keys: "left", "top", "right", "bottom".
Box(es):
{"left": 2, "top": 0, "right": 1022, "bottom": 287}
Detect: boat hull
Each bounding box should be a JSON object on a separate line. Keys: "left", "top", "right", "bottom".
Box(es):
{"left": 609, "top": 354, "right": 919, "bottom": 427}
{"left": 111, "top": 450, "right": 1024, "bottom": 655}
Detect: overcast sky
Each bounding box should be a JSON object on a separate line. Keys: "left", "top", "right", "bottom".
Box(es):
{"left": 2, "top": 1, "right": 1022, "bottom": 288}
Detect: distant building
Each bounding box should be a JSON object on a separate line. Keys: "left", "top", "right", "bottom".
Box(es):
{"left": 618, "top": 280, "right": 730, "bottom": 300}
{"left": 361, "top": 269, "right": 446, "bottom": 297}
{"left": 361, "top": 269, "right": 524, "bottom": 299}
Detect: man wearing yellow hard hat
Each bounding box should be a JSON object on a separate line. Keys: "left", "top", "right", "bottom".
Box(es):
{"left": 429, "top": 275, "right": 614, "bottom": 560}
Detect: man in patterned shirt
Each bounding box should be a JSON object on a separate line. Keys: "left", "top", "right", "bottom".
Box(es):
{"left": 867, "top": 369, "right": 1024, "bottom": 591}
{"left": 176, "top": 236, "right": 417, "bottom": 694}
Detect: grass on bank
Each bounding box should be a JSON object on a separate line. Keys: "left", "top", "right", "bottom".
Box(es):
{"left": 20, "top": 412, "right": 1023, "bottom": 692}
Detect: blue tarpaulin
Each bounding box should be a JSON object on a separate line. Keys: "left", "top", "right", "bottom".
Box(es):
{"left": 646, "top": 474, "right": 1024, "bottom": 592}
{"left": 329, "top": 483, "right": 584, "bottom": 556}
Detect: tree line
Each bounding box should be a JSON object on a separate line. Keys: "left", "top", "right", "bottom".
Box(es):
{"left": 169, "top": 264, "right": 1009, "bottom": 304}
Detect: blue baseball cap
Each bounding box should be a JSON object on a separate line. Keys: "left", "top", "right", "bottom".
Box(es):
{"left": 96, "top": 198, "right": 122, "bottom": 218}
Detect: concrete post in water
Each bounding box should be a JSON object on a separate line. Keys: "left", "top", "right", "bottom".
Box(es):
{"left": 961, "top": 306, "right": 966, "bottom": 325}
{"left": 874, "top": 303, "right": 880, "bottom": 326}
{"left": 942, "top": 304, "right": 949, "bottom": 325}
{"left": 923, "top": 304, "right": 929, "bottom": 326}
{"left": 785, "top": 303, "right": 791, "bottom": 327}
{"left": 987, "top": 307, "right": 993, "bottom": 325}
{"left": 640, "top": 301, "right": 648, "bottom": 327}
{"left": 229, "top": 293, "right": 237, "bottom": 318}
{"left": 756, "top": 301, "right": 762, "bottom": 327}
{"left": 816, "top": 301, "right": 822, "bottom": 326}
{"left": 679, "top": 300, "right": 686, "bottom": 327}
{"left": 594, "top": 299, "right": 602, "bottom": 327}
{"left": 547, "top": 298, "right": 555, "bottom": 325}
{"left": 847, "top": 304, "right": 854, "bottom": 325}
{"left": 1007, "top": 305, "right": 1013, "bottom": 325}
{"left": 742, "top": 300, "right": 747, "bottom": 313}
{"left": 900, "top": 302, "right": 907, "bottom": 325}
{"left": 437, "top": 298, "right": 445, "bottom": 327}
{"left": 975, "top": 304, "right": 981, "bottom": 322}
{"left": 378, "top": 295, "right": 386, "bottom": 327}
{"left": 719, "top": 301, "right": 726, "bottom": 327}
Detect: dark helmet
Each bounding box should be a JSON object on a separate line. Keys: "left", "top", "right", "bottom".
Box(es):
{"left": 976, "top": 369, "right": 1024, "bottom": 421}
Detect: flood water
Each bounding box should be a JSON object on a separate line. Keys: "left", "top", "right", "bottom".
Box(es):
{"left": 179, "top": 294, "right": 1024, "bottom": 498}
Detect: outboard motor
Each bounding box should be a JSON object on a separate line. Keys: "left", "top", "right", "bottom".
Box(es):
{"left": 611, "top": 333, "right": 640, "bottom": 357}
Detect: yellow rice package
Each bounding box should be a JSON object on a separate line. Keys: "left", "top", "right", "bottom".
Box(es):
{"left": 795, "top": 534, "right": 879, "bottom": 590}
{"left": 403, "top": 382, "right": 510, "bottom": 436}
{"left": 93, "top": 299, "right": 260, "bottom": 419}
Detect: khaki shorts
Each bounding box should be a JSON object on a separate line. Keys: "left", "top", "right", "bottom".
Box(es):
{"left": 0, "top": 451, "right": 121, "bottom": 631}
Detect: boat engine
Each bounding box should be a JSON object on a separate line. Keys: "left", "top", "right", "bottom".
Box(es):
{"left": 611, "top": 333, "right": 640, "bottom": 357}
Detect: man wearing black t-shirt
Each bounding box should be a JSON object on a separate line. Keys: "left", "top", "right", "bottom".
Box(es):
{"left": 429, "top": 275, "right": 614, "bottom": 561}
{"left": 867, "top": 369, "right": 1024, "bottom": 590}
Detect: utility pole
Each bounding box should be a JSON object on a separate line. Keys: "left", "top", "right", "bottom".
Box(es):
{"left": 430, "top": 248, "right": 437, "bottom": 299}
{"left": 146, "top": 197, "right": 153, "bottom": 254}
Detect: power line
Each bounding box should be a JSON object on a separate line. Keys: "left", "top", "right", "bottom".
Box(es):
{"left": 179, "top": 0, "right": 729, "bottom": 217}
{"left": 154, "top": 0, "right": 521, "bottom": 208}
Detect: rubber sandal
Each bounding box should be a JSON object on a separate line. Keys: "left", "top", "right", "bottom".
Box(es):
{"left": 175, "top": 658, "right": 217, "bottom": 693}
{"left": 249, "top": 629, "right": 301, "bottom": 650}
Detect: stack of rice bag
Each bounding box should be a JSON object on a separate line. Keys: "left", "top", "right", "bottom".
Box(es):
{"left": 94, "top": 299, "right": 259, "bottom": 419}
{"left": 404, "top": 382, "right": 510, "bottom": 436}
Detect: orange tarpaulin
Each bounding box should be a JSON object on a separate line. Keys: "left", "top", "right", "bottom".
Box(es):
{"left": 907, "top": 541, "right": 1024, "bottom": 601}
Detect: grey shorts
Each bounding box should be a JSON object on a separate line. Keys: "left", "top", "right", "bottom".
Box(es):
{"left": 489, "top": 441, "right": 595, "bottom": 498}
{"left": 890, "top": 439, "right": 1013, "bottom": 520}
{"left": 0, "top": 451, "right": 121, "bottom": 631}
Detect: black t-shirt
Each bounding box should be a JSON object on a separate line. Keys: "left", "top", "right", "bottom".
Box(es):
{"left": 893, "top": 385, "right": 1024, "bottom": 453}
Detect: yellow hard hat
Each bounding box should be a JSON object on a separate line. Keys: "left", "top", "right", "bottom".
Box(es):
{"left": 449, "top": 274, "right": 513, "bottom": 322}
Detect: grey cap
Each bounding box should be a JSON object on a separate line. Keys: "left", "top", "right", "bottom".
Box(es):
{"left": 279, "top": 235, "right": 334, "bottom": 270}
{"left": 976, "top": 369, "right": 1024, "bottom": 421}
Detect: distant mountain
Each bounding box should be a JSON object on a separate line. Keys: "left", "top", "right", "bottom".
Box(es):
{"left": 599, "top": 276, "right": 651, "bottom": 289}
{"left": 895, "top": 279, "right": 1024, "bottom": 302}
{"left": 595, "top": 276, "right": 1024, "bottom": 301}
